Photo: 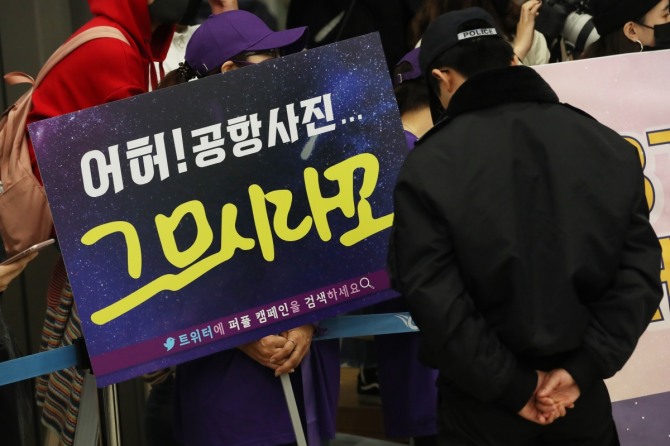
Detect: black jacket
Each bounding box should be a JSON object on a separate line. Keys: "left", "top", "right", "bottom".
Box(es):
{"left": 388, "top": 65, "right": 662, "bottom": 412}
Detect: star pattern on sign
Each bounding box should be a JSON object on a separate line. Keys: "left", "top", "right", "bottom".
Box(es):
{"left": 30, "top": 34, "right": 408, "bottom": 367}
{"left": 612, "top": 392, "right": 670, "bottom": 443}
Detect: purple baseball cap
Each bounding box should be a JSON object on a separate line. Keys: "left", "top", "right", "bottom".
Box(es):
{"left": 185, "top": 10, "right": 308, "bottom": 77}
{"left": 393, "top": 47, "right": 422, "bottom": 86}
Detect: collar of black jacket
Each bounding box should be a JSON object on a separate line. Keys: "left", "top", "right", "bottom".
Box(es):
{"left": 423, "top": 65, "right": 560, "bottom": 140}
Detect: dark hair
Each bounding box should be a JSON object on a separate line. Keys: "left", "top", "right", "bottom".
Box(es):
{"left": 158, "top": 49, "right": 282, "bottom": 89}
{"left": 408, "top": 0, "right": 520, "bottom": 48}
{"left": 393, "top": 61, "right": 430, "bottom": 115}
{"left": 426, "top": 19, "right": 514, "bottom": 95}
{"left": 158, "top": 62, "right": 198, "bottom": 89}
{"left": 581, "top": 20, "right": 644, "bottom": 58}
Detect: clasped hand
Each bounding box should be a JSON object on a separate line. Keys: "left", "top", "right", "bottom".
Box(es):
{"left": 518, "top": 368, "right": 581, "bottom": 425}
{"left": 237, "top": 324, "right": 315, "bottom": 376}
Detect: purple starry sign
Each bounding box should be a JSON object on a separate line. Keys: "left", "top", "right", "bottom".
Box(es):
{"left": 29, "top": 33, "right": 406, "bottom": 386}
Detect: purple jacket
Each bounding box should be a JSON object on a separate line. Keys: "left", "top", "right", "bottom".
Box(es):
{"left": 175, "top": 339, "right": 340, "bottom": 446}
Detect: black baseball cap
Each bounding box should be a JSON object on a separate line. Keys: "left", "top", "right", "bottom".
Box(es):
{"left": 590, "top": 0, "right": 659, "bottom": 35}
{"left": 419, "top": 7, "right": 503, "bottom": 74}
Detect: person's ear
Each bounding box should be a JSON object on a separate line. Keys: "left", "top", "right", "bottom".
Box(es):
{"left": 221, "top": 60, "right": 236, "bottom": 73}
{"left": 623, "top": 20, "right": 640, "bottom": 42}
{"left": 431, "top": 68, "right": 457, "bottom": 94}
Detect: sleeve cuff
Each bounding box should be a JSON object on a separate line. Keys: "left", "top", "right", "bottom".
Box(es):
{"left": 497, "top": 367, "right": 538, "bottom": 412}
{"left": 562, "top": 348, "right": 604, "bottom": 392}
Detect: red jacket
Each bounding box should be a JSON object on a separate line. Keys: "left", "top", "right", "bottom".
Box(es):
{"left": 27, "top": 0, "right": 174, "bottom": 183}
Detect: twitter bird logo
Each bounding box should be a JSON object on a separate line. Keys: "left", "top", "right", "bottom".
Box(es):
{"left": 164, "top": 337, "right": 175, "bottom": 351}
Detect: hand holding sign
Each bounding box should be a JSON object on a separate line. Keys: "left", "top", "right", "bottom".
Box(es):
{"left": 273, "top": 325, "right": 315, "bottom": 376}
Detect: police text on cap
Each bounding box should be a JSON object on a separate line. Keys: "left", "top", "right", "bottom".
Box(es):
{"left": 457, "top": 28, "right": 497, "bottom": 40}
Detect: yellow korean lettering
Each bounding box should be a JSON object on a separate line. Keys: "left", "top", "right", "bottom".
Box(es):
{"left": 339, "top": 154, "right": 394, "bottom": 246}
{"left": 304, "top": 163, "right": 355, "bottom": 242}
{"left": 306, "top": 153, "right": 393, "bottom": 246}
{"left": 625, "top": 136, "right": 654, "bottom": 210}
{"left": 655, "top": 236, "right": 670, "bottom": 323}
{"left": 218, "top": 202, "right": 256, "bottom": 261}
{"left": 81, "top": 221, "right": 142, "bottom": 279}
{"left": 248, "top": 184, "right": 312, "bottom": 261}
{"left": 91, "top": 202, "right": 255, "bottom": 325}
{"left": 156, "top": 200, "right": 214, "bottom": 268}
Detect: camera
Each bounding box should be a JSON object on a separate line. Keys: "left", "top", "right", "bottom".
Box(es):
{"left": 535, "top": 0, "right": 599, "bottom": 57}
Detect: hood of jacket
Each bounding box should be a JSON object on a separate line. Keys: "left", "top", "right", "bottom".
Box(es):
{"left": 86, "top": 0, "right": 173, "bottom": 63}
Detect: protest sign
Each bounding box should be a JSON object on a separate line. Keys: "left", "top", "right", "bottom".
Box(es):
{"left": 29, "top": 33, "right": 406, "bottom": 386}
{"left": 535, "top": 50, "right": 670, "bottom": 444}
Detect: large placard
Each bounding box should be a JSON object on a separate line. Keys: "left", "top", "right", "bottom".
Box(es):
{"left": 30, "top": 33, "right": 406, "bottom": 386}
{"left": 535, "top": 50, "right": 670, "bottom": 444}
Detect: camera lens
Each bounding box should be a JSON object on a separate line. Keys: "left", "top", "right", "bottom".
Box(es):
{"left": 562, "top": 11, "right": 599, "bottom": 53}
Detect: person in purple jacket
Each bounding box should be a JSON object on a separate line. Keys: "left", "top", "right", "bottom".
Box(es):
{"left": 165, "top": 11, "right": 341, "bottom": 446}
{"left": 368, "top": 47, "right": 437, "bottom": 446}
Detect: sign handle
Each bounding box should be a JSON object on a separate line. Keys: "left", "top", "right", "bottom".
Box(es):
{"left": 280, "top": 373, "right": 307, "bottom": 446}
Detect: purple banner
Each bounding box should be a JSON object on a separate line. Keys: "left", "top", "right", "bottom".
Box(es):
{"left": 29, "top": 33, "right": 407, "bottom": 385}
{"left": 92, "top": 269, "right": 388, "bottom": 375}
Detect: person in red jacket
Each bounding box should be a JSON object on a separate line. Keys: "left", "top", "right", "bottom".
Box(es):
{"left": 24, "top": 1, "right": 192, "bottom": 444}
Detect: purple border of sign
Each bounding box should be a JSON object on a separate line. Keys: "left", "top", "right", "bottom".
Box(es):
{"left": 91, "top": 269, "right": 389, "bottom": 375}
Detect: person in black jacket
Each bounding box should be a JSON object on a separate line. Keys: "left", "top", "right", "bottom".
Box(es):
{"left": 388, "top": 7, "right": 663, "bottom": 445}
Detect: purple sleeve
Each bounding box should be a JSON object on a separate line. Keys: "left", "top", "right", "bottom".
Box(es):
{"left": 404, "top": 130, "right": 418, "bottom": 150}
